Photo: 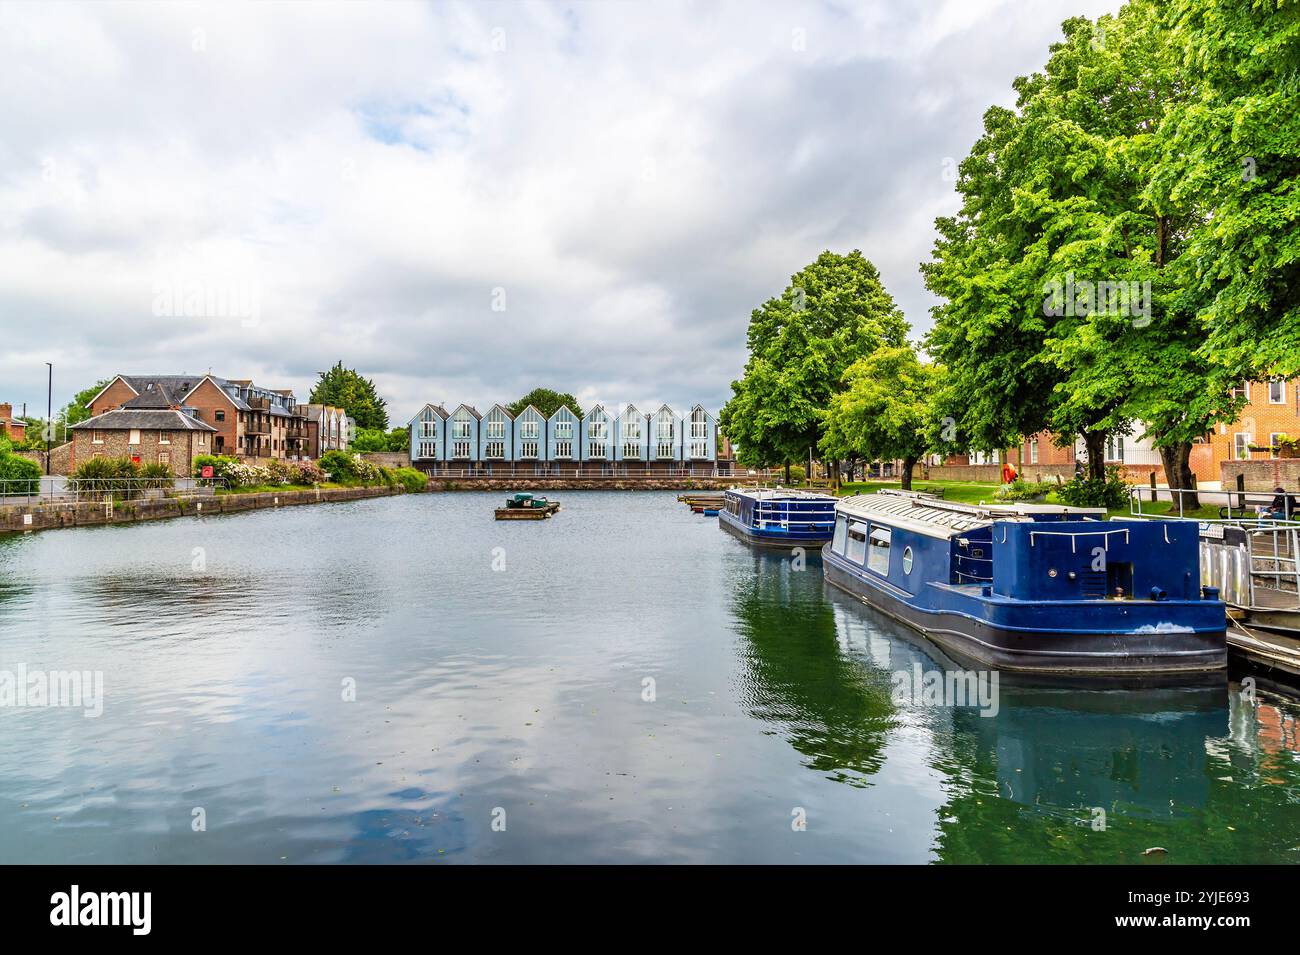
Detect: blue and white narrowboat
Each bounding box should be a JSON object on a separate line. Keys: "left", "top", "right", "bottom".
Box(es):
{"left": 719, "top": 488, "right": 838, "bottom": 548}
{"left": 822, "top": 491, "right": 1227, "bottom": 675}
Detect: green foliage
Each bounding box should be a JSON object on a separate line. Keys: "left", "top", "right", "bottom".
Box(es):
{"left": 318, "top": 449, "right": 360, "bottom": 482}
{"left": 721, "top": 250, "right": 908, "bottom": 468}
{"left": 1055, "top": 465, "right": 1131, "bottom": 510}
{"left": 391, "top": 467, "right": 427, "bottom": 493}
{"left": 351, "top": 427, "right": 410, "bottom": 452}
{"left": 64, "top": 378, "right": 111, "bottom": 428}
{"left": 69, "top": 457, "right": 143, "bottom": 499}
{"left": 0, "top": 448, "right": 41, "bottom": 493}
{"left": 309, "top": 362, "right": 389, "bottom": 430}
{"left": 505, "top": 389, "right": 583, "bottom": 421}
{"left": 820, "top": 345, "right": 942, "bottom": 486}
{"left": 787, "top": 465, "right": 806, "bottom": 484}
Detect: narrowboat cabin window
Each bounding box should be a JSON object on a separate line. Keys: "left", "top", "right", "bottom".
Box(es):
{"left": 846, "top": 522, "right": 868, "bottom": 564}
{"left": 868, "top": 527, "right": 891, "bottom": 575}
{"left": 832, "top": 515, "right": 848, "bottom": 555}
{"left": 901, "top": 546, "right": 913, "bottom": 575}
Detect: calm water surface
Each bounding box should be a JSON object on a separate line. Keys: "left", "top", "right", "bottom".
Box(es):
{"left": 1, "top": 491, "right": 1297, "bottom": 864}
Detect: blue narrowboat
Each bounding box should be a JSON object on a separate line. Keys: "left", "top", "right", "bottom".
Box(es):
{"left": 822, "top": 491, "right": 1227, "bottom": 676}
{"left": 719, "top": 488, "right": 837, "bottom": 548}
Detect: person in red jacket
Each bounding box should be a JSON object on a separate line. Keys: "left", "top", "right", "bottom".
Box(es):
{"left": 1002, "top": 461, "right": 1018, "bottom": 485}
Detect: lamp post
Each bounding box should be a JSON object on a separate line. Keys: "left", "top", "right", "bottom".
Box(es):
{"left": 45, "top": 362, "right": 52, "bottom": 477}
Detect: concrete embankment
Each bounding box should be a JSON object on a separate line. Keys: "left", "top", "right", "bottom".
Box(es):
{"left": 423, "top": 477, "right": 738, "bottom": 491}
{"left": 0, "top": 485, "right": 405, "bottom": 534}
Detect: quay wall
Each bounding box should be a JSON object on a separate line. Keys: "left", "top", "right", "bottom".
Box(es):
{"left": 424, "top": 477, "right": 738, "bottom": 492}
{"left": 360, "top": 451, "right": 412, "bottom": 468}
{"left": 0, "top": 484, "right": 403, "bottom": 534}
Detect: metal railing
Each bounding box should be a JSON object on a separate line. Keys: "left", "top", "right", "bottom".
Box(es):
{"left": 1246, "top": 524, "right": 1300, "bottom": 608}
{"left": 0, "top": 477, "right": 223, "bottom": 504}
{"left": 1129, "top": 485, "right": 1300, "bottom": 523}
{"left": 418, "top": 464, "right": 737, "bottom": 478}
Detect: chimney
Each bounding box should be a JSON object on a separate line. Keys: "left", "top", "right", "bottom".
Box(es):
{"left": 0, "top": 403, "right": 11, "bottom": 419}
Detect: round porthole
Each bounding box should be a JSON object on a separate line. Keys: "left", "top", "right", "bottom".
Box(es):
{"left": 902, "top": 546, "right": 914, "bottom": 574}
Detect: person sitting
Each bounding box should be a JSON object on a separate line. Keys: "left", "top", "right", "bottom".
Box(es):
{"left": 1259, "top": 487, "right": 1295, "bottom": 520}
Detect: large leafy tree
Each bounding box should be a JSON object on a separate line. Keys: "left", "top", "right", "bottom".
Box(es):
{"left": 924, "top": 4, "right": 1238, "bottom": 496}
{"left": 309, "top": 362, "right": 389, "bottom": 430}
{"left": 820, "top": 345, "right": 943, "bottom": 490}
{"left": 62, "top": 378, "right": 111, "bottom": 428}
{"left": 506, "top": 388, "right": 583, "bottom": 420}
{"left": 720, "top": 250, "right": 908, "bottom": 478}
{"left": 1157, "top": 0, "right": 1300, "bottom": 380}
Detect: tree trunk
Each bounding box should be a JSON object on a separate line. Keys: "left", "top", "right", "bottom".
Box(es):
{"left": 900, "top": 456, "right": 917, "bottom": 491}
{"left": 1081, "top": 430, "right": 1107, "bottom": 482}
{"left": 783, "top": 461, "right": 791, "bottom": 485}
{"left": 1158, "top": 442, "right": 1198, "bottom": 510}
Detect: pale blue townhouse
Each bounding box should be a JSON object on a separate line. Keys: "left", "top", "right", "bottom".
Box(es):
{"left": 406, "top": 400, "right": 723, "bottom": 473}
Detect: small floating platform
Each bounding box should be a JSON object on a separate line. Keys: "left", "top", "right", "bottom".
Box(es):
{"left": 1228, "top": 620, "right": 1300, "bottom": 678}
{"left": 495, "top": 493, "right": 561, "bottom": 520}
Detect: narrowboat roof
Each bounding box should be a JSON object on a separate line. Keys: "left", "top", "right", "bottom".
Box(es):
{"left": 836, "top": 491, "right": 1106, "bottom": 540}
{"left": 726, "top": 487, "right": 837, "bottom": 502}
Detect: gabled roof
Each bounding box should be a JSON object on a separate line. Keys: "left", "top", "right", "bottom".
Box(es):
{"left": 582, "top": 403, "right": 609, "bottom": 418}
{"left": 450, "top": 403, "right": 482, "bottom": 420}
{"left": 516, "top": 403, "right": 545, "bottom": 419}
{"left": 485, "top": 403, "right": 515, "bottom": 419}
{"left": 621, "top": 403, "right": 641, "bottom": 416}
{"left": 406, "top": 403, "right": 449, "bottom": 426}
{"left": 122, "top": 382, "right": 178, "bottom": 410}
{"left": 653, "top": 403, "right": 677, "bottom": 417}
{"left": 547, "top": 404, "right": 578, "bottom": 420}
{"left": 689, "top": 403, "right": 715, "bottom": 418}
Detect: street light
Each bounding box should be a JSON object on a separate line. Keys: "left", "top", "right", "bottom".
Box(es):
{"left": 45, "top": 362, "right": 52, "bottom": 477}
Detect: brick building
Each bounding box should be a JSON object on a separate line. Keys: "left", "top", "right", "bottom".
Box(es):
{"left": 1197, "top": 378, "right": 1300, "bottom": 481}
{"left": 71, "top": 383, "right": 216, "bottom": 475}
{"left": 0, "top": 403, "right": 27, "bottom": 442}
{"left": 303, "top": 403, "right": 350, "bottom": 458}
{"left": 89, "top": 374, "right": 309, "bottom": 461}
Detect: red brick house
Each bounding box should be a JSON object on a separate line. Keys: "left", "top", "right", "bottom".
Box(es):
{"left": 0, "top": 403, "right": 26, "bottom": 442}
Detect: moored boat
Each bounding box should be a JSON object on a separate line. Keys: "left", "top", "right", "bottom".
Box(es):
{"left": 718, "top": 487, "right": 836, "bottom": 548}
{"left": 822, "top": 491, "right": 1226, "bottom": 676}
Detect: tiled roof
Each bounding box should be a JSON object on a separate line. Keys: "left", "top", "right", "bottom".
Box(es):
{"left": 72, "top": 408, "right": 217, "bottom": 432}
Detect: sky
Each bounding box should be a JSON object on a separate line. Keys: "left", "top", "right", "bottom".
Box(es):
{"left": 0, "top": 0, "right": 1121, "bottom": 427}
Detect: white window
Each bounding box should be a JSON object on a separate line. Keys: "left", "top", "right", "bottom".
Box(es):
{"left": 520, "top": 418, "right": 539, "bottom": 440}
{"left": 419, "top": 419, "right": 437, "bottom": 439}
{"left": 972, "top": 449, "right": 999, "bottom": 465}
{"left": 1230, "top": 381, "right": 1251, "bottom": 402}
{"left": 690, "top": 441, "right": 708, "bottom": 459}
{"left": 868, "top": 527, "right": 892, "bottom": 575}
{"left": 846, "top": 522, "right": 868, "bottom": 565}
{"left": 1029, "top": 438, "right": 1038, "bottom": 464}
{"left": 657, "top": 441, "right": 674, "bottom": 459}
{"left": 157, "top": 451, "right": 170, "bottom": 467}
{"left": 1269, "top": 380, "right": 1286, "bottom": 404}
{"left": 1234, "top": 432, "right": 1253, "bottom": 460}
{"left": 92, "top": 429, "right": 105, "bottom": 444}
{"left": 588, "top": 417, "right": 608, "bottom": 440}
{"left": 196, "top": 432, "right": 207, "bottom": 447}
{"left": 452, "top": 440, "right": 471, "bottom": 459}
{"left": 485, "top": 411, "right": 506, "bottom": 439}
{"left": 832, "top": 516, "right": 848, "bottom": 556}
{"left": 520, "top": 440, "right": 539, "bottom": 459}
{"left": 554, "top": 420, "right": 574, "bottom": 440}
{"left": 555, "top": 440, "right": 573, "bottom": 458}
{"left": 623, "top": 441, "right": 642, "bottom": 460}
{"left": 418, "top": 440, "right": 437, "bottom": 459}
{"left": 128, "top": 429, "right": 141, "bottom": 445}
{"left": 1270, "top": 433, "right": 1286, "bottom": 459}
{"left": 485, "top": 440, "right": 505, "bottom": 459}
{"left": 588, "top": 441, "right": 607, "bottom": 459}
{"left": 453, "top": 410, "right": 474, "bottom": 439}
{"left": 690, "top": 408, "right": 707, "bottom": 439}
{"left": 158, "top": 431, "right": 170, "bottom": 445}
{"left": 1106, "top": 435, "right": 1124, "bottom": 463}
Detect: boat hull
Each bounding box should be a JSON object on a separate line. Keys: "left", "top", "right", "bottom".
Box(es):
{"left": 823, "top": 547, "right": 1226, "bottom": 675}
{"left": 719, "top": 508, "right": 832, "bottom": 548}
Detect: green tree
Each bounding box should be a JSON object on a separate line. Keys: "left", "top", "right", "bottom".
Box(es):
{"left": 505, "top": 388, "right": 583, "bottom": 420}
{"left": 309, "top": 362, "right": 389, "bottom": 430}
{"left": 721, "top": 250, "right": 908, "bottom": 481}
{"left": 1156, "top": 0, "right": 1300, "bottom": 380}
{"left": 820, "top": 345, "right": 943, "bottom": 491}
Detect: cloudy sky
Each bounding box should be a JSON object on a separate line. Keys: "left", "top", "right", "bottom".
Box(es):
{"left": 0, "top": 0, "right": 1119, "bottom": 426}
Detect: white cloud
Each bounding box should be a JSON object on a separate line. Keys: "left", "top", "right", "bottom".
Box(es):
{"left": 0, "top": 0, "right": 1121, "bottom": 425}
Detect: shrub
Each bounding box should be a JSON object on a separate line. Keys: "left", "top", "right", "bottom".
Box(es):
{"left": 787, "top": 464, "right": 807, "bottom": 484}
{"left": 995, "top": 478, "right": 1055, "bottom": 502}
{"left": 69, "top": 456, "right": 141, "bottom": 498}
{"left": 265, "top": 458, "right": 295, "bottom": 485}
{"left": 292, "top": 460, "right": 325, "bottom": 486}
{"left": 0, "top": 449, "right": 41, "bottom": 495}
{"left": 392, "top": 467, "right": 427, "bottom": 493}
{"left": 319, "top": 450, "right": 360, "bottom": 483}
{"left": 192, "top": 454, "right": 269, "bottom": 489}
{"left": 1056, "top": 465, "right": 1130, "bottom": 510}
{"left": 138, "top": 462, "right": 175, "bottom": 490}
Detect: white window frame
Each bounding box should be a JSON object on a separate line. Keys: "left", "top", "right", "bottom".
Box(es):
{"left": 485, "top": 414, "right": 506, "bottom": 439}
{"left": 452, "top": 440, "right": 471, "bottom": 459}
{"left": 554, "top": 440, "right": 573, "bottom": 459}
{"left": 867, "top": 527, "right": 892, "bottom": 575}
{"left": 588, "top": 441, "right": 607, "bottom": 460}
{"left": 519, "top": 419, "right": 539, "bottom": 440}
{"left": 554, "top": 420, "right": 574, "bottom": 441}
{"left": 485, "top": 440, "right": 505, "bottom": 459}
{"left": 1234, "top": 432, "right": 1253, "bottom": 460}
{"left": 520, "top": 440, "right": 539, "bottom": 459}
{"left": 690, "top": 409, "right": 707, "bottom": 439}
{"left": 1269, "top": 380, "right": 1286, "bottom": 404}
{"left": 1270, "top": 433, "right": 1286, "bottom": 460}
{"left": 690, "top": 440, "right": 708, "bottom": 459}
